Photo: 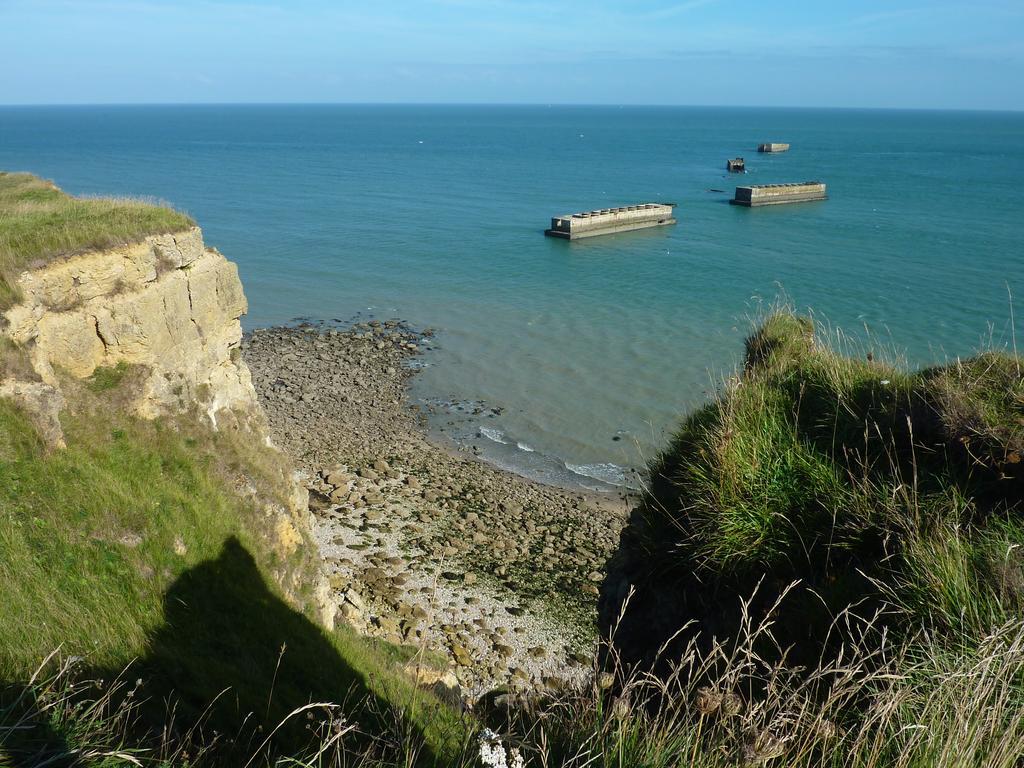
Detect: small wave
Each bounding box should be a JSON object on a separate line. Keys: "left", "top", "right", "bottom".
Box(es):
{"left": 478, "top": 426, "right": 508, "bottom": 444}
{"left": 566, "top": 462, "right": 627, "bottom": 486}
{"left": 516, "top": 441, "right": 535, "bottom": 452}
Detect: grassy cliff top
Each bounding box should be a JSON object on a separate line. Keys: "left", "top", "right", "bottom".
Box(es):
{"left": 0, "top": 172, "right": 194, "bottom": 308}
{"left": 611, "top": 311, "right": 1023, "bottom": 667}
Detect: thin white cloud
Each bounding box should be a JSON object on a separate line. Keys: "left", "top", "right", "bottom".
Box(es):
{"left": 848, "top": 7, "right": 939, "bottom": 27}
{"left": 644, "top": 0, "right": 720, "bottom": 20}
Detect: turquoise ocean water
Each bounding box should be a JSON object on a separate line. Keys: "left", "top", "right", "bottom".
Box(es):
{"left": 2, "top": 105, "right": 1022, "bottom": 489}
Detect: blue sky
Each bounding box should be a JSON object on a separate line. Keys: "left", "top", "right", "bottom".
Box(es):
{"left": 1, "top": 0, "right": 1021, "bottom": 109}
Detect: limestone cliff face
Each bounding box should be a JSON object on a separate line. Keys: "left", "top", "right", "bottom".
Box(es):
{"left": 0, "top": 228, "right": 335, "bottom": 630}
{"left": 2, "top": 227, "right": 256, "bottom": 423}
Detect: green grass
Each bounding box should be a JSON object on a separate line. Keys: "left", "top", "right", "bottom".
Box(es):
{"left": 86, "top": 362, "right": 132, "bottom": 392}
{"left": 0, "top": 172, "right": 194, "bottom": 309}
{"left": 609, "top": 311, "right": 1023, "bottom": 675}
{"left": 0, "top": 375, "right": 467, "bottom": 765}
{"left": 3, "top": 309, "right": 1024, "bottom": 766}
{"left": 9, "top": 588, "right": 1024, "bottom": 768}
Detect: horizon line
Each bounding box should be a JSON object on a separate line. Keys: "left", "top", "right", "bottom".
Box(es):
{"left": 0, "top": 101, "right": 1021, "bottom": 114}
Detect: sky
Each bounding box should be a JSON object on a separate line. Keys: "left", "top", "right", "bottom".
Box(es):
{"left": 1, "top": 0, "right": 1022, "bottom": 110}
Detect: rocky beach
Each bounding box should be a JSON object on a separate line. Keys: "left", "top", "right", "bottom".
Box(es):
{"left": 242, "top": 322, "right": 630, "bottom": 698}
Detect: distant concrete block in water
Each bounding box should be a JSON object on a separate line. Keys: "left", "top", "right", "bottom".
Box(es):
{"left": 727, "top": 158, "right": 745, "bottom": 172}
{"left": 730, "top": 182, "right": 827, "bottom": 207}
{"left": 758, "top": 143, "right": 791, "bottom": 153}
{"left": 544, "top": 203, "right": 677, "bottom": 240}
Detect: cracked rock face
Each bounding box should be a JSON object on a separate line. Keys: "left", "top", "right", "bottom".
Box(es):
{"left": 1, "top": 227, "right": 256, "bottom": 422}
{"left": 0, "top": 229, "right": 338, "bottom": 631}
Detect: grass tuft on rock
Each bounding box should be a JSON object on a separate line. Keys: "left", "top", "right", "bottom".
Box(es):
{"left": 0, "top": 172, "right": 194, "bottom": 308}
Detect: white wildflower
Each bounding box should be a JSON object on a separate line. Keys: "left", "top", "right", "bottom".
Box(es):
{"left": 479, "top": 728, "right": 523, "bottom": 768}
{"left": 880, "top": 379, "right": 890, "bottom": 385}
{"left": 479, "top": 740, "right": 506, "bottom": 768}
{"left": 479, "top": 729, "right": 506, "bottom": 768}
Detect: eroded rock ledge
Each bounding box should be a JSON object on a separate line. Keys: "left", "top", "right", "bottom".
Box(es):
{"left": 2, "top": 227, "right": 256, "bottom": 422}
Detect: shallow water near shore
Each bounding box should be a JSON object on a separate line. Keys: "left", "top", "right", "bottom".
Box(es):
{"left": 2, "top": 105, "right": 1022, "bottom": 489}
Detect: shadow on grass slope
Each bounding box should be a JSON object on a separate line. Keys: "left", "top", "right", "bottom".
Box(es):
{"left": 0, "top": 381, "right": 463, "bottom": 766}
{"left": 2, "top": 537, "right": 448, "bottom": 767}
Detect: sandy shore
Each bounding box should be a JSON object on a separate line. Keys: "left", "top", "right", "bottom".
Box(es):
{"left": 242, "top": 321, "right": 629, "bottom": 697}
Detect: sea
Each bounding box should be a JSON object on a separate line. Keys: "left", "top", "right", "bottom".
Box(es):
{"left": 2, "top": 105, "right": 1022, "bottom": 491}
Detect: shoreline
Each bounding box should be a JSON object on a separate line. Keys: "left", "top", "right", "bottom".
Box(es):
{"left": 422, "top": 412, "right": 646, "bottom": 495}
{"left": 242, "top": 320, "right": 630, "bottom": 698}
{"left": 400, "top": 334, "right": 646, "bottom": 496}
{"left": 421, "top": 416, "right": 635, "bottom": 510}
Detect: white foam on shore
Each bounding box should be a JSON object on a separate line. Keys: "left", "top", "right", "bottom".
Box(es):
{"left": 479, "top": 426, "right": 509, "bottom": 444}
{"left": 516, "top": 441, "right": 535, "bottom": 452}
{"left": 566, "top": 462, "right": 628, "bottom": 487}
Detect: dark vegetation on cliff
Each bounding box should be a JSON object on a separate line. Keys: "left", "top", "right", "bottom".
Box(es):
{"left": 0, "top": 172, "right": 194, "bottom": 308}
{"left": 606, "top": 312, "right": 1023, "bottom": 668}
{"left": 588, "top": 311, "right": 1024, "bottom": 765}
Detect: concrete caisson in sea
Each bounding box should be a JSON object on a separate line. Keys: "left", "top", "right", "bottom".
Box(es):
{"left": 726, "top": 158, "right": 746, "bottom": 172}
{"left": 544, "top": 203, "right": 677, "bottom": 240}
{"left": 757, "top": 142, "right": 790, "bottom": 153}
{"left": 730, "top": 182, "right": 827, "bottom": 207}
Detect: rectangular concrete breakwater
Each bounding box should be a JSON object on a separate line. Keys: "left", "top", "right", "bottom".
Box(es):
{"left": 730, "top": 182, "right": 827, "bottom": 207}
{"left": 544, "top": 203, "right": 677, "bottom": 240}
{"left": 758, "top": 142, "right": 790, "bottom": 153}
